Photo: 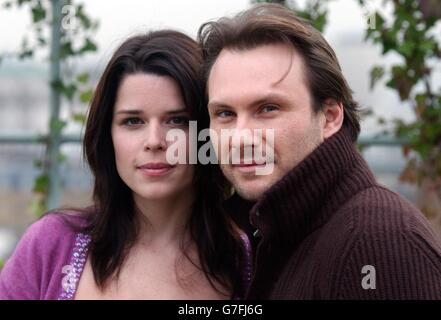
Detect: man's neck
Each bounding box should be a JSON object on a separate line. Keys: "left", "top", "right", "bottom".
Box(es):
{"left": 233, "top": 128, "right": 377, "bottom": 247}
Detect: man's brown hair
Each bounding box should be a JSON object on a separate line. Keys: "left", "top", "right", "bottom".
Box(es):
{"left": 198, "top": 3, "right": 361, "bottom": 141}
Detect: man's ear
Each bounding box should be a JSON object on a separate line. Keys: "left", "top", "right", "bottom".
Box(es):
{"left": 321, "top": 98, "right": 344, "bottom": 139}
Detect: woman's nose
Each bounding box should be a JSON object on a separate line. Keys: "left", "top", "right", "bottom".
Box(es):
{"left": 143, "top": 121, "right": 167, "bottom": 151}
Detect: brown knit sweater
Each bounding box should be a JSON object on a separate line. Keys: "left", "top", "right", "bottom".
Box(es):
{"left": 228, "top": 128, "right": 441, "bottom": 299}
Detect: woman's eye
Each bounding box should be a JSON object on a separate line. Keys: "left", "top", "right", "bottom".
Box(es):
{"left": 261, "top": 105, "right": 279, "bottom": 113}
{"left": 167, "top": 116, "right": 189, "bottom": 126}
{"left": 217, "top": 110, "right": 234, "bottom": 118}
{"left": 123, "top": 118, "right": 143, "bottom": 126}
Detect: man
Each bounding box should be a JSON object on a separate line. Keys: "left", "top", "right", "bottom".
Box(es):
{"left": 198, "top": 3, "right": 441, "bottom": 299}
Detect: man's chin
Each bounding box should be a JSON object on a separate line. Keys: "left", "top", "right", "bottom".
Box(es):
{"left": 221, "top": 167, "right": 275, "bottom": 200}
{"left": 233, "top": 182, "right": 268, "bottom": 201}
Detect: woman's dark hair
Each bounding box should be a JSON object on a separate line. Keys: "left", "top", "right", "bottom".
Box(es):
{"left": 58, "top": 30, "right": 241, "bottom": 294}
{"left": 198, "top": 3, "right": 361, "bottom": 141}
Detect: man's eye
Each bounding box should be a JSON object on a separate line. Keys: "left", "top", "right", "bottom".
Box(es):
{"left": 261, "top": 105, "right": 279, "bottom": 113}
{"left": 167, "top": 116, "right": 189, "bottom": 126}
{"left": 217, "top": 110, "right": 234, "bottom": 118}
{"left": 122, "top": 118, "right": 143, "bottom": 126}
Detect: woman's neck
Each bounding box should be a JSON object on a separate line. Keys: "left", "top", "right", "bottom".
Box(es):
{"left": 132, "top": 190, "right": 195, "bottom": 250}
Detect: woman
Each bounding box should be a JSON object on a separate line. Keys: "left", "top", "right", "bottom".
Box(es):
{"left": 0, "top": 30, "right": 252, "bottom": 299}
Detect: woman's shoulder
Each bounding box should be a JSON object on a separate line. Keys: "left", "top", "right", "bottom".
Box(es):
{"left": 13, "top": 210, "right": 88, "bottom": 253}
{"left": 20, "top": 211, "right": 89, "bottom": 247}
{"left": 0, "top": 210, "right": 90, "bottom": 299}
{"left": 40, "top": 210, "right": 89, "bottom": 231}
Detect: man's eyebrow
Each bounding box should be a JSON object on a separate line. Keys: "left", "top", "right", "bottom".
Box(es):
{"left": 207, "top": 101, "right": 231, "bottom": 110}
{"left": 250, "top": 93, "right": 289, "bottom": 107}
{"left": 208, "top": 93, "right": 289, "bottom": 110}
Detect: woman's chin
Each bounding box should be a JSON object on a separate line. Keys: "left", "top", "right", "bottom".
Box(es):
{"left": 132, "top": 186, "right": 182, "bottom": 202}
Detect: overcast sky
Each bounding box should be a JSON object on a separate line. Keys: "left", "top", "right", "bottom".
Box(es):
{"left": 0, "top": 0, "right": 420, "bottom": 130}
{"left": 0, "top": 0, "right": 376, "bottom": 53}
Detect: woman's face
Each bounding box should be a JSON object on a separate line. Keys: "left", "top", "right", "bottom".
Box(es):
{"left": 111, "top": 73, "right": 194, "bottom": 202}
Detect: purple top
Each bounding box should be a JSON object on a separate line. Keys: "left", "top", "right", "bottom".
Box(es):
{"left": 0, "top": 213, "right": 252, "bottom": 300}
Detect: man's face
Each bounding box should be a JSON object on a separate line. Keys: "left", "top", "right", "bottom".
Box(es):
{"left": 207, "top": 43, "right": 326, "bottom": 201}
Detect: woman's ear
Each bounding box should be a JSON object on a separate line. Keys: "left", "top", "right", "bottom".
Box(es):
{"left": 321, "top": 98, "right": 344, "bottom": 139}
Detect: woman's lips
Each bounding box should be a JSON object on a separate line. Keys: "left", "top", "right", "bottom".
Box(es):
{"left": 137, "top": 163, "right": 176, "bottom": 177}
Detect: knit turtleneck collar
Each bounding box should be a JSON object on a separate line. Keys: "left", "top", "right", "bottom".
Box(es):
{"left": 248, "top": 127, "right": 377, "bottom": 248}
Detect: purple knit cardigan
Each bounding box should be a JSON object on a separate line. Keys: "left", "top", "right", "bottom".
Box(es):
{"left": 0, "top": 213, "right": 252, "bottom": 300}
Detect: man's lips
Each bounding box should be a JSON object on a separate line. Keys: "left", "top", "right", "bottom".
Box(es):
{"left": 232, "top": 162, "right": 265, "bottom": 167}
{"left": 231, "top": 159, "right": 267, "bottom": 166}
{"left": 231, "top": 160, "right": 268, "bottom": 174}
{"left": 137, "top": 163, "right": 176, "bottom": 176}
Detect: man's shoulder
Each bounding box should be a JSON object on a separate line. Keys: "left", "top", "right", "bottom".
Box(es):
{"left": 316, "top": 184, "right": 441, "bottom": 270}
{"left": 311, "top": 186, "right": 441, "bottom": 299}
{"left": 332, "top": 184, "right": 435, "bottom": 235}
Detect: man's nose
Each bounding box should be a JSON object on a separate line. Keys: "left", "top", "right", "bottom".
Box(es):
{"left": 143, "top": 121, "right": 167, "bottom": 151}
{"left": 234, "top": 114, "right": 253, "bottom": 132}
{"left": 231, "top": 115, "right": 258, "bottom": 150}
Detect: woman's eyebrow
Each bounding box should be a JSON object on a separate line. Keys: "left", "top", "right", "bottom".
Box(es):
{"left": 164, "top": 108, "right": 188, "bottom": 115}
{"left": 115, "top": 108, "right": 188, "bottom": 115}
{"left": 115, "top": 109, "right": 143, "bottom": 115}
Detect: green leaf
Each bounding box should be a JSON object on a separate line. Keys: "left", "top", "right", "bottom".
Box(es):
{"left": 382, "top": 29, "right": 398, "bottom": 54}
{"left": 50, "top": 119, "right": 67, "bottom": 134}
{"left": 58, "top": 153, "right": 67, "bottom": 163}
{"left": 79, "top": 89, "right": 93, "bottom": 103}
{"left": 0, "top": 259, "right": 4, "bottom": 269}
{"left": 414, "top": 142, "right": 432, "bottom": 160}
{"left": 415, "top": 94, "right": 427, "bottom": 105}
{"left": 79, "top": 38, "right": 97, "bottom": 54}
{"left": 77, "top": 4, "right": 92, "bottom": 29}
{"left": 375, "top": 12, "right": 385, "bottom": 30}
{"left": 19, "top": 37, "right": 33, "bottom": 59}
{"left": 37, "top": 36, "right": 46, "bottom": 46}
{"left": 312, "top": 13, "right": 327, "bottom": 33}
{"left": 51, "top": 79, "right": 64, "bottom": 91}
{"left": 73, "top": 113, "right": 86, "bottom": 124}
{"left": 51, "top": 80, "right": 77, "bottom": 100}
{"left": 370, "top": 66, "right": 385, "bottom": 89}
{"left": 76, "top": 73, "right": 89, "bottom": 84}
{"left": 390, "top": 65, "right": 413, "bottom": 100}
{"left": 63, "top": 83, "right": 77, "bottom": 100}
{"left": 18, "top": 49, "right": 33, "bottom": 59}
{"left": 31, "top": 2, "right": 46, "bottom": 23}
{"left": 30, "top": 196, "right": 46, "bottom": 218}
{"left": 17, "top": 0, "right": 32, "bottom": 6}
{"left": 33, "top": 174, "right": 49, "bottom": 193}
{"left": 377, "top": 117, "right": 386, "bottom": 125}
{"left": 33, "top": 159, "right": 43, "bottom": 168}
{"left": 60, "top": 41, "right": 74, "bottom": 59}
{"left": 397, "top": 42, "right": 415, "bottom": 58}
{"left": 419, "top": 38, "right": 436, "bottom": 54}
{"left": 385, "top": 78, "right": 395, "bottom": 89}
